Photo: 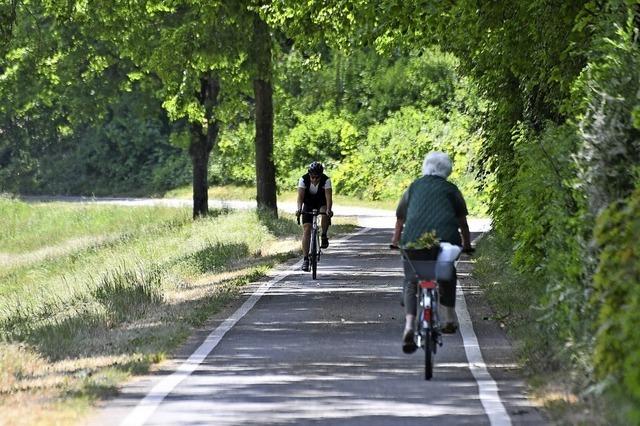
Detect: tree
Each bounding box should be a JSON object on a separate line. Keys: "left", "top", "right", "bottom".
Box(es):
{"left": 251, "top": 11, "right": 277, "bottom": 214}
{"left": 189, "top": 74, "right": 221, "bottom": 217}
{"left": 50, "top": 0, "right": 254, "bottom": 218}
{"left": 44, "top": 0, "right": 279, "bottom": 217}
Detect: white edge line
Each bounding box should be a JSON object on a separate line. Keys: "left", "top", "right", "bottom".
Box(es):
{"left": 456, "top": 235, "right": 512, "bottom": 426}
{"left": 120, "top": 226, "right": 371, "bottom": 426}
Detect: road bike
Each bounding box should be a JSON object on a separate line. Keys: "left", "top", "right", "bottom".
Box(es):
{"left": 300, "top": 209, "right": 327, "bottom": 280}
{"left": 398, "top": 247, "right": 458, "bottom": 380}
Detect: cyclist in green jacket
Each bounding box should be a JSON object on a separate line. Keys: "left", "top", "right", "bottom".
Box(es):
{"left": 392, "top": 151, "right": 473, "bottom": 353}
{"left": 296, "top": 161, "right": 333, "bottom": 272}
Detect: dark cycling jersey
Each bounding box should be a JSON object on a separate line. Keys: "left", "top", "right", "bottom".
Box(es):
{"left": 301, "top": 173, "right": 329, "bottom": 208}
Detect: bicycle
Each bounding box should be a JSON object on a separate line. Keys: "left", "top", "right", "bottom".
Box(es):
{"left": 394, "top": 245, "right": 459, "bottom": 380}
{"left": 299, "top": 209, "right": 328, "bottom": 280}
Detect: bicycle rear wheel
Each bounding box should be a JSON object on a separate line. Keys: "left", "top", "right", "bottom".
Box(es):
{"left": 310, "top": 230, "right": 318, "bottom": 279}
{"left": 418, "top": 286, "right": 435, "bottom": 380}
{"left": 424, "top": 329, "right": 433, "bottom": 380}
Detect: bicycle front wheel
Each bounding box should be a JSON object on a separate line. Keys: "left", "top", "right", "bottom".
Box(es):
{"left": 310, "top": 230, "right": 318, "bottom": 279}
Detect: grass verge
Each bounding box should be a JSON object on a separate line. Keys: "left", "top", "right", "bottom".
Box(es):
{"left": 165, "top": 184, "right": 402, "bottom": 211}
{"left": 165, "top": 183, "right": 486, "bottom": 215}
{"left": 473, "top": 231, "right": 621, "bottom": 425}
{"left": 0, "top": 198, "right": 357, "bottom": 425}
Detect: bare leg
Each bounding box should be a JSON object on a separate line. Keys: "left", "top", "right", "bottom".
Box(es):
{"left": 319, "top": 206, "right": 329, "bottom": 235}
{"left": 405, "top": 314, "right": 415, "bottom": 332}
{"left": 302, "top": 224, "right": 312, "bottom": 256}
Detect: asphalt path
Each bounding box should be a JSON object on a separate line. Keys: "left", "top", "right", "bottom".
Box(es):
{"left": 89, "top": 222, "right": 545, "bottom": 426}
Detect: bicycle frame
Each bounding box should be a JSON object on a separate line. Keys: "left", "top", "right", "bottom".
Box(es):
{"left": 302, "top": 209, "right": 326, "bottom": 279}
{"left": 400, "top": 251, "right": 454, "bottom": 380}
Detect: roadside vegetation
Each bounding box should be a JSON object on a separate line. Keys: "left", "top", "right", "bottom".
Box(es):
{"left": 3, "top": 0, "right": 640, "bottom": 424}
{"left": 474, "top": 233, "right": 616, "bottom": 425}
{"left": 0, "top": 196, "right": 356, "bottom": 424}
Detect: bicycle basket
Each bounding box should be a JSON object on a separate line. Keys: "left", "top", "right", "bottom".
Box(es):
{"left": 402, "top": 258, "right": 456, "bottom": 282}
{"left": 403, "top": 247, "right": 441, "bottom": 261}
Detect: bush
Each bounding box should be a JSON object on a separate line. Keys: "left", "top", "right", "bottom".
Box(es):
{"left": 492, "top": 122, "right": 589, "bottom": 344}
{"left": 332, "top": 105, "right": 483, "bottom": 209}
{"left": 209, "top": 122, "right": 256, "bottom": 186}
{"left": 592, "top": 187, "right": 640, "bottom": 421}
{"left": 274, "top": 108, "right": 359, "bottom": 189}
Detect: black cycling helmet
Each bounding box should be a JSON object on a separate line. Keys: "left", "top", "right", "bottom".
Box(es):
{"left": 308, "top": 161, "right": 324, "bottom": 175}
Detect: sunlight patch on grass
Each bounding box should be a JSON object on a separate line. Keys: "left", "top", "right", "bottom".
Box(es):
{"left": 0, "top": 235, "right": 120, "bottom": 270}
{"left": 0, "top": 198, "right": 190, "bottom": 254}
{"left": 165, "top": 184, "right": 260, "bottom": 201}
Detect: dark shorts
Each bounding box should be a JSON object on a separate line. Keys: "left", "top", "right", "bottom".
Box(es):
{"left": 302, "top": 203, "right": 326, "bottom": 224}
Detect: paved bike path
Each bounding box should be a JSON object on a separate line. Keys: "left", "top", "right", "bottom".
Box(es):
{"left": 90, "top": 226, "right": 545, "bottom": 425}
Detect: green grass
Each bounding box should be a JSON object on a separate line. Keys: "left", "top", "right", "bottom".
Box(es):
{"left": 0, "top": 197, "right": 357, "bottom": 423}
{"left": 166, "top": 184, "right": 402, "bottom": 210}
{"left": 165, "top": 184, "right": 261, "bottom": 201}
{"left": 473, "top": 231, "right": 613, "bottom": 425}
{"left": 0, "top": 205, "right": 299, "bottom": 353}
{"left": 0, "top": 196, "right": 189, "bottom": 253}
{"left": 164, "top": 183, "right": 487, "bottom": 215}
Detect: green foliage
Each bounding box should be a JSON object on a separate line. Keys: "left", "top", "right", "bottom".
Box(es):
{"left": 593, "top": 187, "right": 640, "bottom": 420}
{"left": 332, "top": 106, "right": 438, "bottom": 200}
{"left": 275, "top": 108, "right": 359, "bottom": 187}
{"left": 0, "top": 2, "right": 192, "bottom": 196}
{"left": 332, "top": 105, "right": 483, "bottom": 210}
{"left": 275, "top": 47, "right": 459, "bottom": 125}
{"left": 474, "top": 231, "right": 567, "bottom": 372}
{"left": 574, "top": 17, "right": 640, "bottom": 217}
{"left": 271, "top": 46, "right": 486, "bottom": 210}
{"left": 490, "top": 121, "right": 592, "bottom": 350}
{"left": 404, "top": 230, "right": 439, "bottom": 250}
{"left": 210, "top": 122, "right": 256, "bottom": 185}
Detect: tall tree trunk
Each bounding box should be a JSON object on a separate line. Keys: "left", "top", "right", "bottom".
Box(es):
{"left": 189, "top": 126, "right": 209, "bottom": 219}
{"left": 189, "top": 74, "right": 220, "bottom": 219}
{"left": 252, "top": 14, "right": 278, "bottom": 215}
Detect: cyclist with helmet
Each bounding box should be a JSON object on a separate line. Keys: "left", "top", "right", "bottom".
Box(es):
{"left": 296, "top": 161, "right": 333, "bottom": 272}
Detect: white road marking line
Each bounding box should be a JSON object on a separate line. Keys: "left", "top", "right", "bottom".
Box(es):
{"left": 457, "top": 288, "right": 512, "bottom": 425}
{"left": 120, "top": 227, "right": 371, "bottom": 426}
{"left": 455, "top": 235, "right": 512, "bottom": 426}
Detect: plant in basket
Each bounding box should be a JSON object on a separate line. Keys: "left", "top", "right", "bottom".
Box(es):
{"left": 404, "top": 230, "right": 441, "bottom": 260}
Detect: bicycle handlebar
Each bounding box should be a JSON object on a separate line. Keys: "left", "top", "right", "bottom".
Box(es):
{"left": 296, "top": 209, "right": 331, "bottom": 225}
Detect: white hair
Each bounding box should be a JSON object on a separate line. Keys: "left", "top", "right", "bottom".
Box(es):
{"left": 422, "top": 151, "right": 452, "bottom": 178}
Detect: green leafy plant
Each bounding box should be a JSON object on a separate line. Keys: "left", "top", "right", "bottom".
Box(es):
{"left": 404, "top": 230, "right": 440, "bottom": 250}
{"left": 592, "top": 186, "right": 640, "bottom": 422}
